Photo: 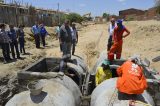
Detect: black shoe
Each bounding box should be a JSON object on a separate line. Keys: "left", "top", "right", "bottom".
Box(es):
{"left": 17, "top": 56, "right": 22, "bottom": 59}
{"left": 13, "top": 58, "right": 16, "bottom": 60}
{"left": 8, "top": 58, "right": 12, "bottom": 61}
{"left": 3, "top": 60, "right": 8, "bottom": 64}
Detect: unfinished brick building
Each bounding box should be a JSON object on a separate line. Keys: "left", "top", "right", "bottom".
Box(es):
{"left": 146, "top": 7, "right": 158, "bottom": 19}
{"left": 0, "top": 3, "right": 65, "bottom": 27}
{"left": 119, "top": 8, "right": 145, "bottom": 20}
{"left": 119, "top": 7, "right": 159, "bottom": 21}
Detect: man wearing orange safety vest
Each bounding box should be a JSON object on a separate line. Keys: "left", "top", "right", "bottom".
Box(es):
{"left": 108, "top": 19, "right": 130, "bottom": 60}
{"left": 116, "top": 56, "right": 147, "bottom": 95}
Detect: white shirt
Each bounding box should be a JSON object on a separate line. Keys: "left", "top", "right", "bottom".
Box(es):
{"left": 70, "top": 27, "right": 77, "bottom": 40}
{"left": 108, "top": 23, "right": 116, "bottom": 37}
{"left": 55, "top": 26, "right": 60, "bottom": 37}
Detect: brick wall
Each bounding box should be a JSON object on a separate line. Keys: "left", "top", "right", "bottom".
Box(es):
{"left": 0, "top": 3, "right": 64, "bottom": 27}
{"left": 119, "top": 8, "right": 145, "bottom": 20}
{"left": 147, "top": 7, "right": 157, "bottom": 19}
{"left": 119, "top": 7, "right": 159, "bottom": 21}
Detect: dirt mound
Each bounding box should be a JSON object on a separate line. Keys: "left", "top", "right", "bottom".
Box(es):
{"left": 138, "top": 25, "right": 160, "bottom": 33}
{"left": 122, "top": 21, "right": 160, "bottom": 71}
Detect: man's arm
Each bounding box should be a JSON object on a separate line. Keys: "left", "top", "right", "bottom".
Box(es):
{"left": 6, "top": 33, "right": 12, "bottom": 43}
{"left": 117, "top": 66, "right": 123, "bottom": 77}
{"left": 59, "top": 28, "right": 63, "bottom": 43}
{"left": 95, "top": 71, "right": 100, "bottom": 86}
{"left": 112, "top": 29, "right": 116, "bottom": 42}
{"left": 16, "top": 29, "right": 20, "bottom": 38}
{"left": 7, "top": 31, "right": 11, "bottom": 39}
{"left": 0, "top": 33, "right": 3, "bottom": 43}
{"left": 123, "top": 28, "right": 130, "bottom": 38}
{"left": 30, "top": 27, "right": 34, "bottom": 34}
{"left": 44, "top": 27, "right": 48, "bottom": 35}
{"left": 76, "top": 31, "right": 78, "bottom": 43}
{"left": 108, "top": 25, "right": 110, "bottom": 33}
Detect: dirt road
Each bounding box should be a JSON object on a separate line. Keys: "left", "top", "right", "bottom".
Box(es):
{"left": 0, "top": 20, "right": 160, "bottom": 79}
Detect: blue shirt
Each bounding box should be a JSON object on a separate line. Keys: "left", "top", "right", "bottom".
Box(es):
{"left": 8, "top": 29, "right": 17, "bottom": 41}
{"left": 40, "top": 27, "right": 47, "bottom": 36}
{"left": 32, "top": 25, "right": 40, "bottom": 35}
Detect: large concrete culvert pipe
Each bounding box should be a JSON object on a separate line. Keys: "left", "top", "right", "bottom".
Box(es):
{"left": 52, "top": 62, "right": 85, "bottom": 87}
{"left": 50, "top": 55, "right": 88, "bottom": 87}
{"left": 71, "top": 55, "right": 89, "bottom": 73}
{"left": 6, "top": 75, "right": 82, "bottom": 106}
{"left": 91, "top": 78, "right": 155, "bottom": 106}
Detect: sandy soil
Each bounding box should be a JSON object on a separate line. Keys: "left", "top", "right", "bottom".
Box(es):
{"left": 0, "top": 20, "right": 160, "bottom": 78}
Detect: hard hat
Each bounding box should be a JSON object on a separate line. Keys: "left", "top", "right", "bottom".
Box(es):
{"left": 116, "top": 19, "right": 123, "bottom": 24}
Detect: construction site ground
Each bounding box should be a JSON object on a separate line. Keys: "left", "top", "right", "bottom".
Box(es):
{"left": 0, "top": 20, "right": 160, "bottom": 80}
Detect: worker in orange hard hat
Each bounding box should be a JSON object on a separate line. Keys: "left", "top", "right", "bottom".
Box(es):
{"left": 108, "top": 19, "right": 130, "bottom": 60}
{"left": 116, "top": 55, "right": 147, "bottom": 95}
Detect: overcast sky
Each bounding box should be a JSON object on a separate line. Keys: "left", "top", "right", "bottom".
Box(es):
{"left": 5, "top": 0, "right": 155, "bottom": 16}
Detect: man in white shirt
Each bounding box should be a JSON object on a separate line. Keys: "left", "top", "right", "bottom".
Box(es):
{"left": 70, "top": 23, "right": 78, "bottom": 55}
{"left": 107, "top": 18, "right": 116, "bottom": 51}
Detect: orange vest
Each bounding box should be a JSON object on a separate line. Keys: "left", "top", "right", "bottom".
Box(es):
{"left": 116, "top": 60, "right": 147, "bottom": 94}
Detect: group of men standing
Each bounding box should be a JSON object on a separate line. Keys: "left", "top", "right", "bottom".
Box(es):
{"left": 57, "top": 20, "right": 78, "bottom": 56}
{"left": 0, "top": 22, "right": 48, "bottom": 64}
{"left": 31, "top": 22, "right": 48, "bottom": 48}
{"left": 0, "top": 23, "right": 25, "bottom": 64}
{"left": 0, "top": 20, "right": 78, "bottom": 64}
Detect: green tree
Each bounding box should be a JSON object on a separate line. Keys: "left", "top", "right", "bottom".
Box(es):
{"left": 155, "top": 0, "right": 160, "bottom": 14}
{"left": 66, "top": 13, "right": 83, "bottom": 23}
{"left": 102, "top": 13, "right": 110, "bottom": 21}
{"left": 60, "top": 14, "right": 68, "bottom": 24}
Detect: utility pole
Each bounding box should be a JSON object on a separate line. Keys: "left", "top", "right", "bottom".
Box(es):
{"left": 15, "top": 0, "right": 18, "bottom": 27}
{"left": 57, "top": 3, "right": 60, "bottom": 25}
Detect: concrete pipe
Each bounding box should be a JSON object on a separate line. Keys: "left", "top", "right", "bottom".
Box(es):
{"left": 91, "top": 78, "right": 155, "bottom": 106}
{"left": 6, "top": 75, "right": 82, "bottom": 106}
{"left": 71, "top": 55, "right": 88, "bottom": 73}
{"left": 51, "top": 62, "right": 85, "bottom": 87}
